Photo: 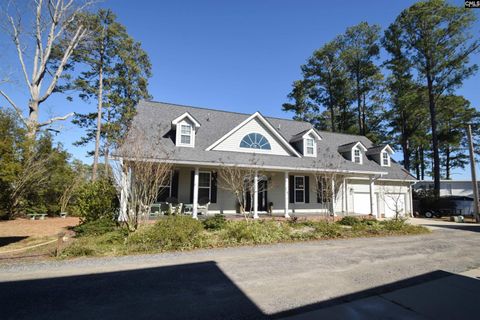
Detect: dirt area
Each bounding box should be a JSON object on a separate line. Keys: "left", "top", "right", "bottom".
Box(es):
{"left": 0, "top": 217, "right": 80, "bottom": 261}
{"left": 0, "top": 217, "right": 79, "bottom": 237}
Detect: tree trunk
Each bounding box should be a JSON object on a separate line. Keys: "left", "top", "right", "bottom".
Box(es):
{"left": 426, "top": 74, "right": 441, "bottom": 196}
{"left": 445, "top": 145, "right": 450, "bottom": 180}
{"left": 356, "top": 75, "right": 362, "bottom": 135}
{"left": 415, "top": 148, "right": 420, "bottom": 180}
{"left": 92, "top": 28, "right": 105, "bottom": 181}
{"left": 420, "top": 146, "right": 425, "bottom": 180}
{"left": 402, "top": 137, "right": 410, "bottom": 172}
{"left": 361, "top": 93, "right": 367, "bottom": 136}
{"left": 92, "top": 60, "right": 104, "bottom": 181}
{"left": 27, "top": 99, "right": 39, "bottom": 140}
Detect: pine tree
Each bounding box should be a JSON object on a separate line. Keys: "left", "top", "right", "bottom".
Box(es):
{"left": 392, "top": 0, "right": 479, "bottom": 194}
{"left": 71, "top": 9, "right": 151, "bottom": 180}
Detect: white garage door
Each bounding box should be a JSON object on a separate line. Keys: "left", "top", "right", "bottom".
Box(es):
{"left": 384, "top": 193, "right": 406, "bottom": 218}
{"left": 353, "top": 193, "right": 371, "bottom": 215}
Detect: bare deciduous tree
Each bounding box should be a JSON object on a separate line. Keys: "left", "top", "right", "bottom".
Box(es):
{"left": 311, "top": 152, "right": 343, "bottom": 219}
{"left": 218, "top": 157, "right": 276, "bottom": 220}
{"left": 8, "top": 154, "right": 51, "bottom": 218}
{"left": 113, "top": 128, "right": 172, "bottom": 231}
{"left": 0, "top": 0, "right": 92, "bottom": 138}
{"left": 378, "top": 174, "right": 412, "bottom": 220}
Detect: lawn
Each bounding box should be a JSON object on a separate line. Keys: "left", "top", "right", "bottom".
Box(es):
{"left": 60, "top": 215, "right": 429, "bottom": 258}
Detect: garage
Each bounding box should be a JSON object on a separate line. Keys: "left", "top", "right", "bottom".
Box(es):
{"left": 384, "top": 193, "right": 406, "bottom": 218}
{"left": 353, "top": 192, "right": 371, "bottom": 215}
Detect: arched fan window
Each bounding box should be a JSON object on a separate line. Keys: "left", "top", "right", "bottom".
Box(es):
{"left": 240, "top": 133, "right": 271, "bottom": 150}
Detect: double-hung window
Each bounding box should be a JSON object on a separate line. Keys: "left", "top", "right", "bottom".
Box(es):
{"left": 157, "top": 171, "right": 172, "bottom": 202}
{"left": 294, "top": 176, "right": 305, "bottom": 203}
{"left": 353, "top": 149, "right": 361, "bottom": 164}
{"left": 180, "top": 124, "right": 192, "bottom": 145}
{"left": 306, "top": 138, "right": 314, "bottom": 155}
{"left": 198, "top": 172, "right": 211, "bottom": 201}
{"left": 382, "top": 152, "right": 389, "bottom": 166}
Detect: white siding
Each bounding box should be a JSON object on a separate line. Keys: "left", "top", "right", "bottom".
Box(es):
{"left": 212, "top": 118, "right": 294, "bottom": 156}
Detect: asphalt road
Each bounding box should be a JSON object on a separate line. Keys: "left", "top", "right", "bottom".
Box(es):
{"left": 1, "top": 219, "right": 480, "bottom": 319}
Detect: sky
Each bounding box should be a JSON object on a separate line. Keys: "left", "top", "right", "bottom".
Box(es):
{"left": 0, "top": 0, "right": 479, "bottom": 180}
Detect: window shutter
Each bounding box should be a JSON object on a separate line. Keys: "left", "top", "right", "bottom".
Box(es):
{"left": 289, "top": 175, "right": 294, "bottom": 203}
{"left": 317, "top": 180, "right": 322, "bottom": 203}
{"left": 171, "top": 170, "right": 179, "bottom": 199}
{"left": 305, "top": 176, "right": 310, "bottom": 203}
{"left": 190, "top": 171, "right": 194, "bottom": 203}
{"left": 211, "top": 172, "right": 217, "bottom": 203}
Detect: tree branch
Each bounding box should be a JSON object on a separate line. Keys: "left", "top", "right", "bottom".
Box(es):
{"left": 39, "top": 25, "right": 86, "bottom": 103}
{"left": 37, "top": 112, "right": 74, "bottom": 127}
{"left": 0, "top": 89, "right": 27, "bottom": 126}
{"left": 8, "top": 16, "right": 32, "bottom": 93}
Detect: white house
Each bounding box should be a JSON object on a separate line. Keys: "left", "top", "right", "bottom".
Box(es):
{"left": 117, "top": 101, "right": 416, "bottom": 219}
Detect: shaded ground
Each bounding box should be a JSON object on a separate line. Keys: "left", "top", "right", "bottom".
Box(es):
{"left": 0, "top": 219, "right": 479, "bottom": 319}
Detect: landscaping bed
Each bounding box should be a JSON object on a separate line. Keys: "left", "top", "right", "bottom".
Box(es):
{"left": 60, "top": 215, "right": 429, "bottom": 258}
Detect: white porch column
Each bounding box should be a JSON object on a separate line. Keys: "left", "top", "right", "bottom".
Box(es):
{"left": 331, "top": 177, "right": 336, "bottom": 215}
{"left": 369, "top": 177, "right": 376, "bottom": 217}
{"left": 253, "top": 171, "right": 259, "bottom": 219}
{"left": 284, "top": 172, "right": 290, "bottom": 218}
{"left": 192, "top": 167, "right": 199, "bottom": 219}
{"left": 119, "top": 158, "right": 128, "bottom": 222}
{"left": 409, "top": 184, "right": 414, "bottom": 217}
{"left": 344, "top": 178, "right": 349, "bottom": 215}
{"left": 342, "top": 177, "right": 346, "bottom": 213}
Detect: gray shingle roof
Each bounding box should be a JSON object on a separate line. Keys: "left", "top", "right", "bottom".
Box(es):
{"left": 366, "top": 145, "right": 388, "bottom": 155}
{"left": 337, "top": 141, "right": 367, "bottom": 153}
{"left": 118, "top": 100, "right": 415, "bottom": 180}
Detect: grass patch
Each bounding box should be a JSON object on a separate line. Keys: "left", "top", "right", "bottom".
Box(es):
{"left": 60, "top": 216, "right": 430, "bottom": 258}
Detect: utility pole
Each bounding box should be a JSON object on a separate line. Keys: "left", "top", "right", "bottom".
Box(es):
{"left": 467, "top": 124, "right": 480, "bottom": 223}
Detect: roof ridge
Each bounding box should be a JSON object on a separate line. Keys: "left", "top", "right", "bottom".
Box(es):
{"left": 142, "top": 99, "right": 313, "bottom": 124}
{"left": 142, "top": 99, "right": 370, "bottom": 140}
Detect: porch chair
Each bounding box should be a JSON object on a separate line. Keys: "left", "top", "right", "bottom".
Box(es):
{"left": 197, "top": 198, "right": 210, "bottom": 216}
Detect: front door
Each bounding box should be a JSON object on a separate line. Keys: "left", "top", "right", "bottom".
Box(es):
{"left": 246, "top": 179, "right": 268, "bottom": 212}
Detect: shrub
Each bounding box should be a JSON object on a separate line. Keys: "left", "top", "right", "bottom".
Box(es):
{"left": 311, "top": 221, "right": 343, "bottom": 238}
{"left": 338, "top": 216, "right": 361, "bottom": 226}
{"left": 127, "top": 216, "right": 204, "bottom": 252}
{"left": 74, "top": 179, "right": 118, "bottom": 223}
{"left": 381, "top": 218, "right": 407, "bottom": 231}
{"left": 221, "top": 220, "right": 291, "bottom": 245}
{"left": 72, "top": 217, "right": 118, "bottom": 237}
{"left": 202, "top": 214, "right": 227, "bottom": 230}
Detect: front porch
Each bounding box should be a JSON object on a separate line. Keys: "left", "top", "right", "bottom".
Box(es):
{"left": 144, "top": 165, "right": 389, "bottom": 219}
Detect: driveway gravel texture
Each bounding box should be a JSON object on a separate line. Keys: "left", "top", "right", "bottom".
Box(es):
{"left": 0, "top": 219, "right": 479, "bottom": 319}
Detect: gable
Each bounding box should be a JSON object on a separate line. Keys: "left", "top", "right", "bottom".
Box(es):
{"left": 211, "top": 117, "right": 296, "bottom": 156}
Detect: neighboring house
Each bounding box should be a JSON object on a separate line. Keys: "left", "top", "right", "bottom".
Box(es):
{"left": 415, "top": 180, "right": 479, "bottom": 198}
{"left": 117, "top": 101, "right": 415, "bottom": 220}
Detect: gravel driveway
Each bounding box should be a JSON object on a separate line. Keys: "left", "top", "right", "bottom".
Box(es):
{"left": 1, "top": 219, "right": 479, "bottom": 319}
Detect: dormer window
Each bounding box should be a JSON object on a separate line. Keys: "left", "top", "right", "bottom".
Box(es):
{"left": 180, "top": 124, "right": 192, "bottom": 145}
{"left": 171, "top": 112, "right": 201, "bottom": 148}
{"left": 353, "top": 148, "right": 362, "bottom": 164}
{"left": 366, "top": 144, "right": 394, "bottom": 166}
{"left": 290, "top": 128, "right": 321, "bottom": 157}
{"left": 382, "top": 151, "right": 390, "bottom": 166}
{"left": 305, "top": 138, "right": 315, "bottom": 156}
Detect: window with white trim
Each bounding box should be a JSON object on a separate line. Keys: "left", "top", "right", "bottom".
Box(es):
{"left": 198, "top": 171, "right": 211, "bottom": 202}
{"left": 353, "top": 148, "right": 362, "bottom": 164}
{"left": 294, "top": 176, "right": 305, "bottom": 203}
{"left": 382, "top": 151, "right": 390, "bottom": 166}
{"left": 306, "top": 138, "right": 314, "bottom": 155}
{"left": 180, "top": 124, "right": 192, "bottom": 144}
